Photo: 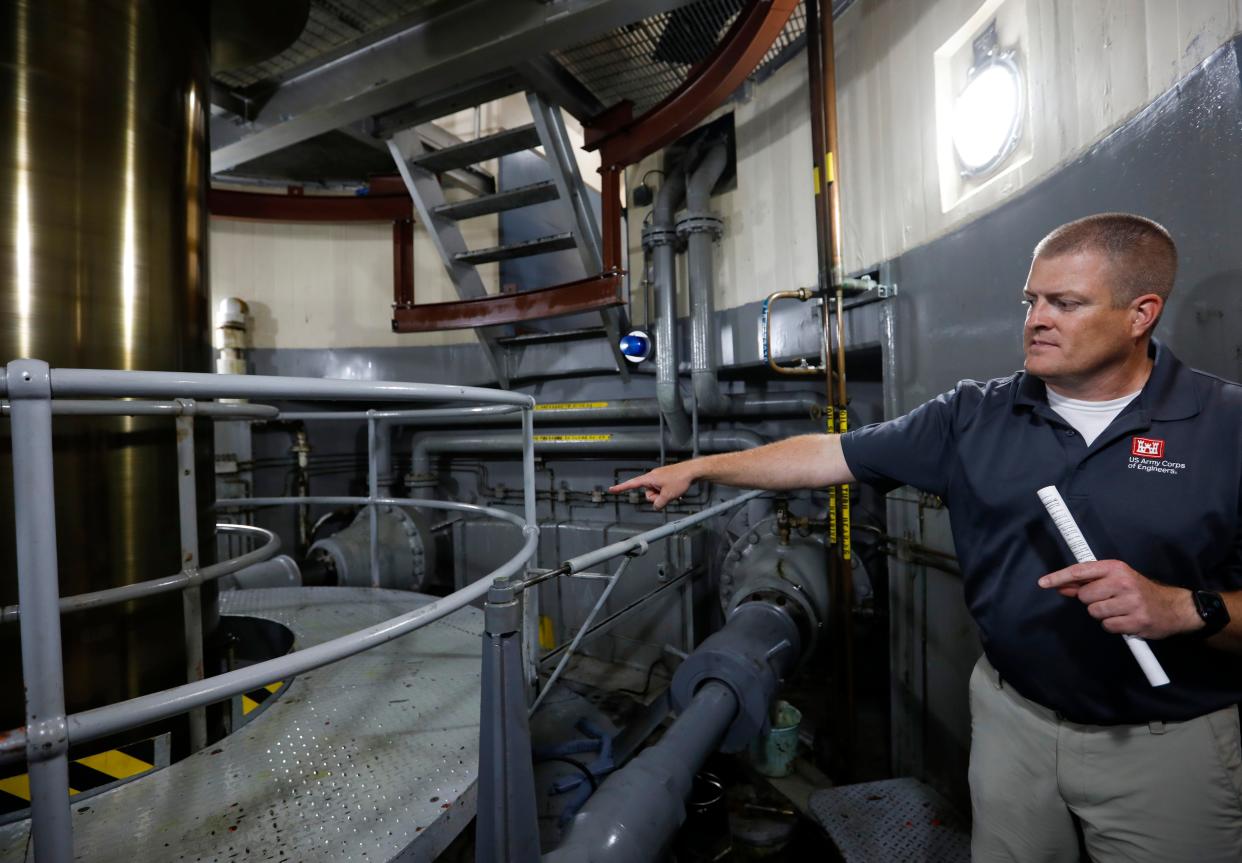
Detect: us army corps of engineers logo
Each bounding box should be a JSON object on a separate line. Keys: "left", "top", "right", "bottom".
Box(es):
{"left": 1128, "top": 436, "right": 1186, "bottom": 476}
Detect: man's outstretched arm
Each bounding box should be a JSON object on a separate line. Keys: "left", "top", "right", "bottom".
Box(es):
{"left": 608, "top": 434, "right": 855, "bottom": 509}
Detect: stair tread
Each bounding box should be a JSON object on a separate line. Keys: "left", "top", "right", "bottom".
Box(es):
{"left": 455, "top": 232, "right": 577, "bottom": 265}
{"left": 407, "top": 124, "right": 542, "bottom": 173}
{"left": 433, "top": 180, "right": 560, "bottom": 221}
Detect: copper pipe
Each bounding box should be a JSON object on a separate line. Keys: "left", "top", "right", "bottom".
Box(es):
{"left": 764, "top": 289, "right": 824, "bottom": 376}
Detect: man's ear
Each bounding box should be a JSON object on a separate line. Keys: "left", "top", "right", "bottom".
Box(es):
{"left": 1130, "top": 294, "right": 1163, "bottom": 338}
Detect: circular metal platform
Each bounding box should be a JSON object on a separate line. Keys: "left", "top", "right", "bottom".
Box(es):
{"left": 0, "top": 587, "right": 484, "bottom": 862}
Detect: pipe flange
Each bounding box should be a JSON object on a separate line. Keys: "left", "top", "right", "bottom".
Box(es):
{"left": 641, "top": 224, "right": 680, "bottom": 251}
{"left": 675, "top": 212, "right": 724, "bottom": 240}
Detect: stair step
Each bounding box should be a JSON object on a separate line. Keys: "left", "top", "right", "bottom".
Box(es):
{"left": 455, "top": 232, "right": 577, "bottom": 265}
{"left": 407, "top": 124, "right": 542, "bottom": 173}
{"left": 497, "top": 326, "right": 608, "bottom": 346}
{"left": 433, "top": 180, "right": 560, "bottom": 221}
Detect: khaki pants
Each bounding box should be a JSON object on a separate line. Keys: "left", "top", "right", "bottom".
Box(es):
{"left": 969, "top": 655, "right": 1242, "bottom": 862}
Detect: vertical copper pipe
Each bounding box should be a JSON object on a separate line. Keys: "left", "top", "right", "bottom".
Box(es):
{"left": 807, "top": 0, "right": 856, "bottom": 781}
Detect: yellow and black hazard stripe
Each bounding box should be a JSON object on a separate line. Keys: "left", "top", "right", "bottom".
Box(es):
{"left": 0, "top": 737, "right": 158, "bottom": 816}
{"left": 240, "top": 680, "right": 285, "bottom": 717}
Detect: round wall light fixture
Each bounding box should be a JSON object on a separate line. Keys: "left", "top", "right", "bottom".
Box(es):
{"left": 951, "top": 53, "right": 1024, "bottom": 177}
{"left": 618, "top": 330, "right": 652, "bottom": 364}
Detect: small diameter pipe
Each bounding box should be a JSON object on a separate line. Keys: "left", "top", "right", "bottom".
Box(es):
{"left": 530, "top": 556, "right": 634, "bottom": 715}
{"left": 337, "top": 395, "right": 823, "bottom": 428}
{"left": 0, "top": 524, "right": 280, "bottom": 624}
{"left": 46, "top": 367, "right": 535, "bottom": 407}
{"left": 409, "top": 429, "right": 764, "bottom": 478}
{"left": 1037, "top": 486, "right": 1170, "bottom": 687}
{"left": 2, "top": 526, "right": 541, "bottom": 753}
{"left": 562, "top": 489, "right": 763, "bottom": 575}
{"left": 278, "top": 404, "right": 522, "bottom": 422}
{"left": 0, "top": 400, "right": 278, "bottom": 418}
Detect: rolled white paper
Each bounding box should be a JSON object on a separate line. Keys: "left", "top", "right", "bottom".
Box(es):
{"left": 1037, "top": 485, "right": 1171, "bottom": 688}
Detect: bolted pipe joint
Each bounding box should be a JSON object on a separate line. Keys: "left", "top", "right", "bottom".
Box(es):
{"left": 675, "top": 212, "right": 724, "bottom": 240}
{"left": 669, "top": 600, "right": 803, "bottom": 752}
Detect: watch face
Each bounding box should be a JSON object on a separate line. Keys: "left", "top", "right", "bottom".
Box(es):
{"left": 1194, "top": 590, "right": 1230, "bottom": 635}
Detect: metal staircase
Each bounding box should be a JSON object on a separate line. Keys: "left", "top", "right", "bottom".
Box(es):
{"left": 387, "top": 93, "right": 629, "bottom": 388}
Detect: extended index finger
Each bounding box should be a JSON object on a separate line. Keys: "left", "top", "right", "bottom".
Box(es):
{"left": 609, "top": 474, "right": 654, "bottom": 494}
{"left": 1038, "top": 561, "right": 1112, "bottom": 589}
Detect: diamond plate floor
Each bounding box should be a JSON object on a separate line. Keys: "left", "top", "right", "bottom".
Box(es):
{"left": 0, "top": 587, "right": 484, "bottom": 862}
{"left": 808, "top": 777, "right": 971, "bottom": 863}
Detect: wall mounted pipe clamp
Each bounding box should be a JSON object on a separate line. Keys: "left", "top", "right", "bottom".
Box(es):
{"left": 668, "top": 600, "right": 803, "bottom": 753}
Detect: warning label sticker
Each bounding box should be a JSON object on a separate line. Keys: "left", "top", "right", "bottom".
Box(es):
{"left": 535, "top": 402, "right": 610, "bottom": 411}
{"left": 533, "top": 434, "right": 612, "bottom": 443}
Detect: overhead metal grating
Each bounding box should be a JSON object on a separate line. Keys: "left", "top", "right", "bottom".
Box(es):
{"left": 214, "top": 0, "right": 446, "bottom": 91}
{"left": 552, "top": 0, "right": 811, "bottom": 117}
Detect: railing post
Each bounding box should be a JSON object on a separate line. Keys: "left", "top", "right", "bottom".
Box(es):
{"left": 520, "top": 405, "right": 538, "bottom": 690}
{"left": 476, "top": 577, "right": 540, "bottom": 863}
{"left": 367, "top": 410, "right": 380, "bottom": 587}
{"left": 6, "top": 360, "right": 73, "bottom": 862}
{"left": 174, "top": 400, "right": 208, "bottom": 752}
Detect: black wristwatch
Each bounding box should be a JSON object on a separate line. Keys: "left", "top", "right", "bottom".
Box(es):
{"left": 1191, "top": 590, "right": 1231, "bottom": 639}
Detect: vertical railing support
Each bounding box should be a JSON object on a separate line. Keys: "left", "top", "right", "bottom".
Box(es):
{"left": 520, "top": 406, "right": 538, "bottom": 690}
{"left": 476, "top": 577, "right": 540, "bottom": 863}
{"left": 7, "top": 360, "right": 73, "bottom": 862}
{"left": 174, "top": 400, "right": 208, "bottom": 752}
{"left": 367, "top": 410, "right": 380, "bottom": 588}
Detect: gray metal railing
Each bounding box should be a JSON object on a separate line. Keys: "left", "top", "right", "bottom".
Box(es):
{"left": 1, "top": 360, "right": 539, "bottom": 863}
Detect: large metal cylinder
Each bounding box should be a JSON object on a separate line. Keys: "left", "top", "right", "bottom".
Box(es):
{"left": 0, "top": 0, "right": 213, "bottom": 735}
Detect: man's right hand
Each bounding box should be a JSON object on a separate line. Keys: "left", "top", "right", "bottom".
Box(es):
{"left": 609, "top": 462, "right": 698, "bottom": 510}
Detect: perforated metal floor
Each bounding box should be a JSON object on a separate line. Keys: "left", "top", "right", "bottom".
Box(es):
{"left": 808, "top": 777, "right": 971, "bottom": 863}
{"left": 0, "top": 587, "right": 484, "bottom": 862}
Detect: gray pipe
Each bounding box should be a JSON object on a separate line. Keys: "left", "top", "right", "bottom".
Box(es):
{"left": 650, "top": 170, "right": 692, "bottom": 444}
{"left": 684, "top": 142, "right": 730, "bottom": 415}
{"left": 377, "top": 393, "right": 823, "bottom": 427}
{"left": 409, "top": 429, "right": 764, "bottom": 478}
{"left": 544, "top": 681, "right": 738, "bottom": 862}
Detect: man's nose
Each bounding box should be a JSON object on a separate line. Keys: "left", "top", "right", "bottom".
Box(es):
{"left": 1026, "top": 300, "right": 1050, "bottom": 329}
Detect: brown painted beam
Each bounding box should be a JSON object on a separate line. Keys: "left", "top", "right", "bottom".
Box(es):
{"left": 392, "top": 273, "right": 624, "bottom": 332}
{"left": 392, "top": 219, "right": 415, "bottom": 308}
{"left": 208, "top": 188, "right": 411, "bottom": 222}
{"left": 589, "top": 0, "right": 798, "bottom": 170}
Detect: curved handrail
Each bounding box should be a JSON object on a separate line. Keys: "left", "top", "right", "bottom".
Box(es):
{"left": 0, "top": 524, "right": 537, "bottom": 758}
{"left": 0, "top": 524, "right": 280, "bottom": 624}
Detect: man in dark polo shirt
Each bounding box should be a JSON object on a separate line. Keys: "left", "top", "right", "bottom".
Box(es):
{"left": 611, "top": 213, "right": 1242, "bottom": 861}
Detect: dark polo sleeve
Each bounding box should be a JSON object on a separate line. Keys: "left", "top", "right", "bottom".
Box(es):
{"left": 839, "top": 387, "right": 961, "bottom": 498}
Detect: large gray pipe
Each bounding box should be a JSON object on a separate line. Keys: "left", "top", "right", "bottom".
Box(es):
{"left": 649, "top": 170, "right": 692, "bottom": 444}
{"left": 545, "top": 598, "right": 805, "bottom": 862}
{"left": 684, "top": 142, "right": 730, "bottom": 415}
{"left": 543, "top": 681, "right": 737, "bottom": 863}
{"left": 409, "top": 429, "right": 763, "bottom": 479}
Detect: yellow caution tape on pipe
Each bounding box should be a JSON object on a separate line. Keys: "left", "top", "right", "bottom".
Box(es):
{"left": 533, "top": 434, "right": 612, "bottom": 443}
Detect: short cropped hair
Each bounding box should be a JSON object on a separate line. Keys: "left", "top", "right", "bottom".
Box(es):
{"left": 1032, "top": 213, "right": 1177, "bottom": 306}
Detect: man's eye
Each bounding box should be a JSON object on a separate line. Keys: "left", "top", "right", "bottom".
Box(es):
{"left": 1056, "top": 301, "right": 1080, "bottom": 311}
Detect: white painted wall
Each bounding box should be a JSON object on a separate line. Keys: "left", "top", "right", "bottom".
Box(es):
{"left": 834, "top": 0, "right": 1241, "bottom": 274}
{"left": 209, "top": 96, "right": 599, "bottom": 350}
{"left": 211, "top": 0, "right": 1242, "bottom": 348}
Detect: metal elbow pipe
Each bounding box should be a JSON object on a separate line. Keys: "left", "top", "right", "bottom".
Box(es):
{"left": 648, "top": 170, "right": 692, "bottom": 445}
{"left": 683, "top": 143, "right": 729, "bottom": 415}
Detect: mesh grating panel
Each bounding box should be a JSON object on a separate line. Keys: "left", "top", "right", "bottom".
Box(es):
{"left": 215, "top": 0, "right": 444, "bottom": 91}
{"left": 553, "top": 0, "right": 808, "bottom": 116}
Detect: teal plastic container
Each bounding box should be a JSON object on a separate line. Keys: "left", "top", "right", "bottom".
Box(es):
{"left": 748, "top": 700, "right": 802, "bottom": 777}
